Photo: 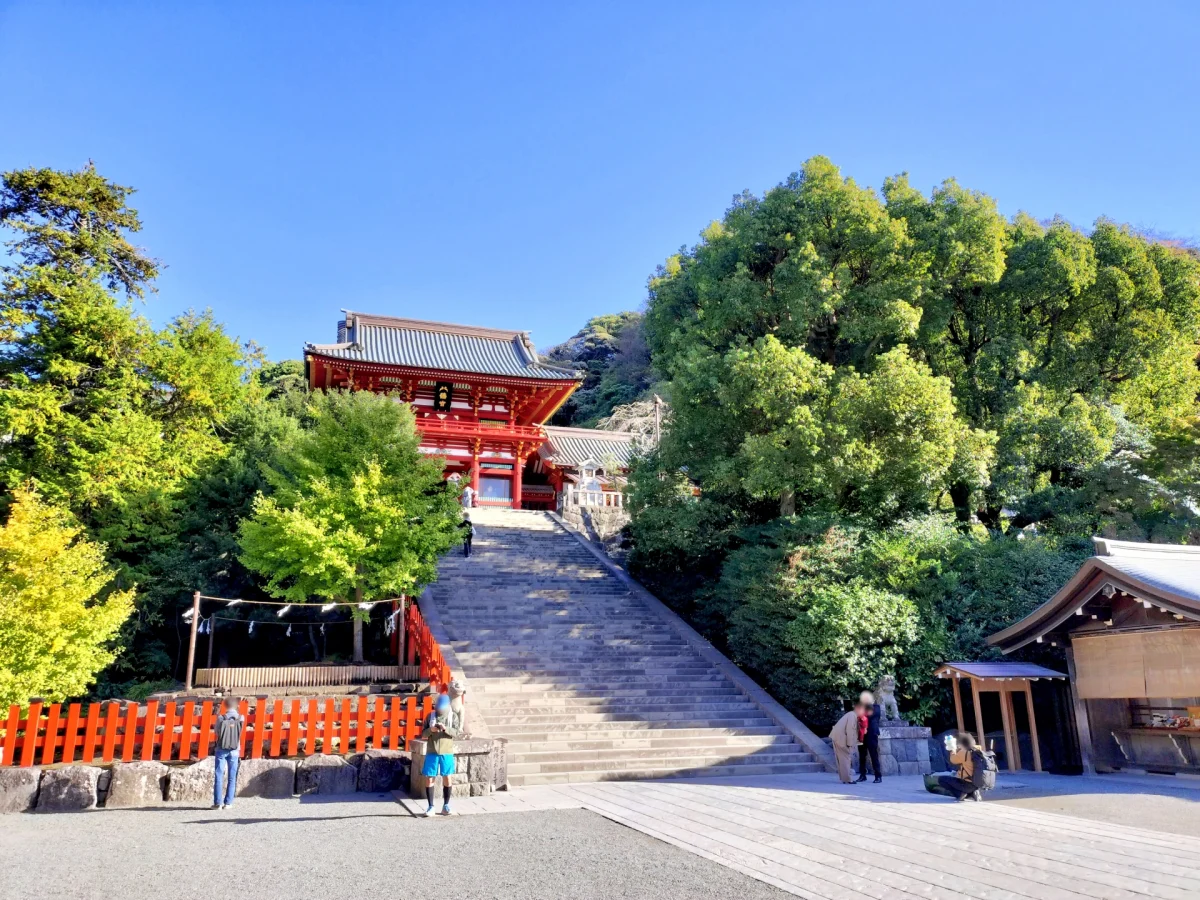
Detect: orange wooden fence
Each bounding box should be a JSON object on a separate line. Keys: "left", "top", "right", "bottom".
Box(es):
{"left": 407, "top": 603, "right": 452, "bottom": 694}
{"left": 1, "top": 694, "right": 435, "bottom": 768}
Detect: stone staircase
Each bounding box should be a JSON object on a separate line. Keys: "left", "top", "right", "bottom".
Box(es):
{"left": 426, "top": 507, "right": 823, "bottom": 786}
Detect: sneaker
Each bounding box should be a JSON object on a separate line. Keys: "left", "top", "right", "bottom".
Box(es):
{"left": 422, "top": 805, "right": 436, "bottom": 817}
{"left": 955, "top": 794, "right": 969, "bottom": 802}
{"left": 439, "top": 805, "right": 452, "bottom": 816}
{"left": 971, "top": 790, "right": 983, "bottom": 802}
{"left": 210, "top": 804, "right": 222, "bottom": 810}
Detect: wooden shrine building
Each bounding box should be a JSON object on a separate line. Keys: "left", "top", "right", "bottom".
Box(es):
{"left": 989, "top": 538, "right": 1200, "bottom": 775}
{"left": 304, "top": 312, "right": 632, "bottom": 509}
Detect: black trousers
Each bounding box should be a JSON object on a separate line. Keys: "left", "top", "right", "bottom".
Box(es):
{"left": 858, "top": 739, "right": 881, "bottom": 777}
{"left": 463, "top": 534, "right": 473, "bottom": 557}
{"left": 937, "top": 774, "right": 976, "bottom": 799}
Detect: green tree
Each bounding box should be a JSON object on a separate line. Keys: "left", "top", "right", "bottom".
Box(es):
{"left": 238, "top": 389, "right": 462, "bottom": 662}
{"left": 0, "top": 487, "right": 134, "bottom": 707}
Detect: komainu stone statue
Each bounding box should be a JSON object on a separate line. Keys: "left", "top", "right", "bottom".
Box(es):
{"left": 876, "top": 675, "right": 902, "bottom": 722}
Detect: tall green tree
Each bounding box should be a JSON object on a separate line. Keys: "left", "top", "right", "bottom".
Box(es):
{"left": 238, "top": 389, "right": 462, "bottom": 662}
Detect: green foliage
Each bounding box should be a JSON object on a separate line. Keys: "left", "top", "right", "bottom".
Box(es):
{"left": 0, "top": 487, "right": 134, "bottom": 707}
{"left": 238, "top": 390, "right": 462, "bottom": 660}
{"left": 546, "top": 312, "right": 656, "bottom": 425}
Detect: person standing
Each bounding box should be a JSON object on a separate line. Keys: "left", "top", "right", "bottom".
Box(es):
{"left": 830, "top": 703, "right": 862, "bottom": 784}
{"left": 459, "top": 514, "right": 475, "bottom": 557}
{"left": 420, "top": 693, "right": 463, "bottom": 816}
{"left": 855, "top": 691, "right": 883, "bottom": 783}
{"left": 461, "top": 483, "right": 476, "bottom": 509}
{"left": 212, "top": 696, "right": 244, "bottom": 810}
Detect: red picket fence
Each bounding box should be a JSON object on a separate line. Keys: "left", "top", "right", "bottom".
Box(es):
{"left": 406, "top": 602, "right": 452, "bottom": 694}
{"left": 1, "top": 694, "right": 435, "bottom": 768}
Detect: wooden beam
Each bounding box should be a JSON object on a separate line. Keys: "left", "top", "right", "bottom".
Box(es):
{"left": 1065, "top": 646, "right": 1096, "bottom": 775}
{"left": 1024, "top": 681, "right": 1043, "bottom": 772}
{"left": 952, "top": 676, "right": 965, "bottom": 734}
{"left": 970, "top": 677, "right": 986, "bottom": 750}
{"left": 185, "top": 590, "right": 201, "bottom": 691}
{"left": 1001, "top": 688, "right": 1021, "bottom": 771}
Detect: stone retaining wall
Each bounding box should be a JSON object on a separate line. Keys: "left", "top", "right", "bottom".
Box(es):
{"left": 0, "top": 747, "right": 425, "bottom": 812}
{"left": 853, "top": 724, "right": 934, "bottom": 777}
{"left": 409, "top": 738, "right": 508, "bottom": 799}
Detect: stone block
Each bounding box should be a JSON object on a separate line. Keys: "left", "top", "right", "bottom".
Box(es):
{"left": 37, "top": 766, "right": 100, "bottom": 812}
{"left": 296, "top": 756, "right": 358, "bottom": 795}
{"left": 166, "top": 757, "right": 215, "bottom": 803}
{"left": 237, "top": 758, "right": 296, "bottom": 798}
{"left": 916, "top": 741, "right": 930, "bottom": 762}
{"left": 466, "top": 749, "right": 494, "bottom": 786}
{"left": 0, "top": 768, "right": 40, "bottom": 814}
{"left": 469, "top": 782, "right": 492, "bottom": 797}
{"left": 106, "top": 762, "right": 170, "bottom": 808}
{"left": 492, "top": 739, "right": 508, "bottom": 790}
{"left": 898, "top": 761, "right": 921, "bottom": 775}
{"left": 880, "top": 755, "right": 899, "bottom": 776}
{"left": 356, "top": 750, "right": 409, "bottom": 793}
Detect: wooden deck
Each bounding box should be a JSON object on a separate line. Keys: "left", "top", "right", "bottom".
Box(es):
{"left": 396, "top": 773, "right": 1200, "bottom": 899}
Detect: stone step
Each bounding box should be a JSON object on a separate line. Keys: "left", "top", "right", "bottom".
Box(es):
{"left": 478, "top": 687, "right": 742, "bottom": 704}
{"left": 507, "top": 752, "right": 820, "bottom": 777}
{"left": 503, "top": 734, "right": 797, "bottom": 754}
{"left": 482, "top": 700, "right": 762, "bottom": 718}
{"left": 490, "top": 724, "right": 787, "bottom": 741}
{"left": 508, "top": 760, "right": 826, "bottom": 786}
{"left": 486, "top": 712, "right": 776, "bottom": 727}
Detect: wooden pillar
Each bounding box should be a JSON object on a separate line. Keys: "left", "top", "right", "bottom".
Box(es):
{"left": 952, "top": 676, "right": 966, "bottom": 734}
{"left": 1000, "top": 687, "right": 1021, "bottom": 771}
{"left": 970, "top": 677, "right": 986, "bottom": 750}
{"left": 1065, "top": 646, "right": 1096, "bottom": 775}
{"left": 470, "top": 452, "right": 481, "bottom": 497}
{"left": 185, "top": 590, "right": 201, "bottom": 691}
{"left": 512, "top": 446, "right": 524, "bottom": 510}
{"left": 1024, "top": 681, "right": 1043, "bottom": 772}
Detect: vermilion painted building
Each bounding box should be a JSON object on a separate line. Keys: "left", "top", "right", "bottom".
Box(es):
{"left": 304, "top": 311, "right": 633, "bottom": 509}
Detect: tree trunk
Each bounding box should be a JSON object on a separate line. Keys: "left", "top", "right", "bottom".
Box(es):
{"left": 307, "top": 624, "right": 321, "bottom": 661}
{"left": 949, "top": 481, "right": 973, "bottom": 530}
{"left": 353, "top": 583, "right": 365, "bottom": 663}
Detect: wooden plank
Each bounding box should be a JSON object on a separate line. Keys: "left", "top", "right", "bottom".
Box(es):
{"left": 338, "top": 698, "right": 351, "bottom": 753}
{"left": 1074, "top": 632, "right": 1147, "bottom": 699}
{"left": 81, "top": 703, "right": 101, "bottom": 764}
{"left": 372, "top": 697, "right": 386, "bottom": 749}
{"left": 140, "top": 701, "right": 159, "bottom": 761}
{"left": 100, "top": 702, "right": 121, "bottom": 763}
{"left": 323, "top": 699, "right": 336, "bottom": 754}
{"left": 286, "top": 699, "right": 301, "bottom": 756}
{"left": 19, "top": 701, "right": 42, "bottom": 767}
{"left": 2, "top": 705, "right": 20, "bottom": 766}
{"left": 179, "top": 702, "right": 196, "bottom": 761}
{"left": 969, "top": 679, "right": 984, "bottom": 750}
{"left": 238, "top": 699, "right": 251, "bottom": 756}
{"left": 61, "top": 702, "right": 82, "bottom": 765}
{"left": 952, "top": 677, "right": 965, "bottom": 734}
{"left": 1065, "top": 647, "right": 1096, "bottom": 775}
{"left": 306, "top": 699, "right": 319, "bottom": 755}
{"left": 120, "top": 702, "right": 139, "bottom": 762}
{"left": 251, "top": 697, "right": 268, "bottom": 759}
{"left": 40, "top": 703, "right": 62, "bottom": 766}
{"left": 160, "top": 702, "right": 177, "bottom": 762}
{"left": 355, "top": 696, "right": 368, "bottom": 752}
{"left": 196, "top": 701, "right": 214, "bottom": 759}
{"left": 388, "top": 696, "right": 402, "bottom": 750}
{"left": 269, "top": 700, "right": 284, "bottom": 758}
{"left": 1000, "top": 689, "right": 1020, "bottom": 771}
{"left": 1024, "top": 683, "right": 1043, "bottom": 772}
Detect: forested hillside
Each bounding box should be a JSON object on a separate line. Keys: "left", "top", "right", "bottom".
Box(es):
{"left": 543, "top": 312, "right": 657, "bottom": 426}
{"left": 571, "top": 156, "right": 1200, "bottom": 727}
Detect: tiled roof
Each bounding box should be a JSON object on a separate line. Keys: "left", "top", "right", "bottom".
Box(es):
{"left": 541, "top": 426, "right": 636, "bottom": 469}
{"left": 936, "top": 662, "right": 1067, "bottom": 680}
{"left": 306, "top": 312, "right": 581, "bottom": 381}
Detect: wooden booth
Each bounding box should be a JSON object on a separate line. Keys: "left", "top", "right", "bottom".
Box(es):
{"left": 934, "top": 662, "right": 1068, "bottom": 772}
{"left": 989, "top": 538, "right": 1200, "bottom": 775}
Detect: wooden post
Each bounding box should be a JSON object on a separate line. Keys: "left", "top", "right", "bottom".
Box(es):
{"left": 185, "top": 590, "right": 201, "bottom": 691}
{"left": 970, "top": 677, "right": 986, "bottom": 749}
{"left": 512, "top": 451, "right": 524, "bottom": 510}
{"left": 206, "top": 614, "right": 215, "bottom": 669}
{"left": 1024, "top": 682, "right": 1043, "bottom": 772}
{"left": 1065, "top": 646, "right": 1096, "bottom": 775}
{"left": 1000, "top": 687, "right": 1020, "bottom": 771}
{"left": 397, "top": 596, "right": 407, "bottom": 669}
{"left": 952, "top": 676, "right": 966, "bottom": 734}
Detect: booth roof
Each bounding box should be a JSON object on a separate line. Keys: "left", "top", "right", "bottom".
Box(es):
{"left": 936, "top": 662, "right": 1068, "bottom": 680}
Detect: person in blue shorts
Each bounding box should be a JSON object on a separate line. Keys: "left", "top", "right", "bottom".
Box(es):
{"left": 420, "top": 693, "right": 462, "bottom": 816}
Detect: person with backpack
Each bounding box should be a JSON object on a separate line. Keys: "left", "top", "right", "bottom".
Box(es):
{"left": 420, "top": 692, "right": 463, "bottom": 816}
{"left": 459, "top": 513, "right": 475, "bottom": 557}
{"left": 935, "top": 732, "right": 996, "bottom": 801}
{"left": 212, "top": 696, "right": 244, "bottom": 810}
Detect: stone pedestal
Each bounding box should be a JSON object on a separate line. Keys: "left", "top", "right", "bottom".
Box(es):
{"left": 855, "top": 723, "right": 933, "bottom": 777}
{"left": 409, "top": 738, "right": 507, "bottom": 799}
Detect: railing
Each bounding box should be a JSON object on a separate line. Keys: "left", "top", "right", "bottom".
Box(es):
{"left": 563, "top": 487, "right": 624, "bottom": 509}
{"left": 1, "top": 695, "right": 434, "bottom": 767}
{"left": 194, "top": 665, "right": 420, "bottom": 690}
{"left": 407, "top": 602, "right": 452, "bottom": 695}
{"left": 414, "top": 417, "right": 545, "bottom": 441}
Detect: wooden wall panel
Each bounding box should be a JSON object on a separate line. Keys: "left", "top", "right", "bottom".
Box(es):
{"left": 1074, "top": 633, "right": 1147, "bottom": 699}
{"left": 1143, "top": 630, "right": 1200, "bottom": 698}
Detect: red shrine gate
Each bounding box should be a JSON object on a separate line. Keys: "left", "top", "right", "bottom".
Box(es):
{"left": 305, "top": 313, "right": 582, "bottom": 507}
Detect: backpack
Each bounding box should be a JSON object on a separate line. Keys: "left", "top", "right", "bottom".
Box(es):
{"left": 970, "top": 748, "right": 997, "bottom": 791}
{"left": 216, "top": 713, "right": 242, "bottom": 751}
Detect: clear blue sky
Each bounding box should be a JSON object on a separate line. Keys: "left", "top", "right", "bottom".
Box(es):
{"left": 2, "top": 2, "right": 1198, "bottom": 360}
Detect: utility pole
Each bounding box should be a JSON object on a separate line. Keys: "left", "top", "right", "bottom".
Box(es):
{"left": 185, "top": 590, "right": 201, "bottom": 691}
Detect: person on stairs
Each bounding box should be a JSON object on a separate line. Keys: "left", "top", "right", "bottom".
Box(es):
{"left": 459, "top": 514, "right": 475, "bottom": 558}
{"left": 830, "top": 702, "right": 862, "bottom": 784}
{"left": 855, "top": 691, "right": 882, "bottom": 783}
{"left": 420, "top": 692, "right": 463, "bottom": 816}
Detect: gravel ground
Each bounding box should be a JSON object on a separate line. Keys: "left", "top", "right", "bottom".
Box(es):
{"left": 0, "top": 797, "right": 791, "bottom": 900}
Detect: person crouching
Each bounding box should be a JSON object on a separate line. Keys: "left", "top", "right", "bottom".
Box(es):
{"left": 420, "top": 693, "right": 462, "bottom": 816}
{"left": 830, "top": 702, "right": 862, "bottom": 784}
